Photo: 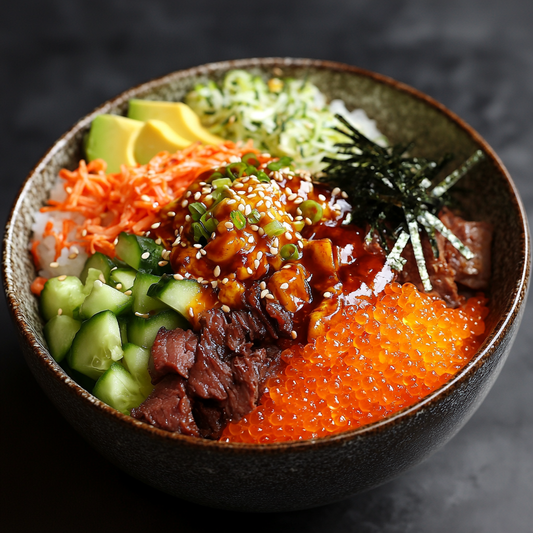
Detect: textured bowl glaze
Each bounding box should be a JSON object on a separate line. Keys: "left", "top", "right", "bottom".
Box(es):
{"left": 3, "top": 58, "right": 530, "bottom": 512}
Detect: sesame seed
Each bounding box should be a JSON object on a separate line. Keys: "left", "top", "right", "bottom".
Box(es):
{"left": 214, "top": 266, "right": 221, "bottom": 277}
{"left": 65, "top": 187, "right": 73, "bottom": 194}
{"left": 280, "top": 283, "right": 289, "bottom": 290}
{"left": 185, "top": 215, "right": 191, "bottom": 222}
{"left": 49, "top": 262, "right": 59, "bottom": 268}
{"left": 158, "top": 260, "right": 168, "bottom": 267}
{"left": 260, "top": 281, "right": 267, "bottom": 290}
{"left": 193, "top": 243, "right": 202, "bottom": 249}
{"left": 189, "top": 308, "right": 194, "bottom": 318}
{"left": 318, "top": 194, "right": 326, "bottom": 202}
{"left": 265, "top": 293, "right": 275, "bottom": 300}
{"left": 275, "top": 201, "right": 282, "bottom": 209}
{"left": 294, "top": 197, "right": 304, "bottom": 204}
{"left": 151, "top": 222, "right": 161, "bottom": 229}
{"left": 174, "top": 274, "right": 184, "bottom": 280}
{"left": 141, "top": 194, "right": 151, "bottom": 202}
{"left": 116, "top": 283, "right": 123, "bottom": 290}
{"left": 298, "top": 240, "right": 304, "bottom": 249}
{"left": 196, "top": 252, "right": 201, "bottom": 260}
{"left": 291, "top": 330, "right": 298, "bottom": 339}
{"left": 244, "top": 205, "right": 252, "bottom": 216}
{"left": 186, "top": 191, "right": 192, "bottom": 198}
{"left": 247, "top": 236, "right": 254, "bottom": 244}
{"left": 211, "top": 281, "right": 218, "bottom": 288}
{"left": 57, "top": 308, "right": 63, "bottom": 316}
{"left": 287, "top": 194, "right": 297, "bottom": 201}
{"left": 141, "top": 252, "right": 150, "bottom": 260}
{"left": 68, "top": 252, "right": 78, "bottom": 260}
{"left": 282, "top": 264, "right": 292, "bottom": 269}
{"left": 238, "top": 191, "right": 246, "bottom": 196}
{"left": 200, "top": 279, "right": 209, "bottom": 284}
{"left": 199, "top": 181, "right": 207, "bottom": 186}
{"left": 124, "top": 290, "right": 133, "bottom": 296}
{"left": 323, "top": 291, "right": 333, "bottom": 298}
{"left": 225, "top": 221, "right": 234, "bottom": 229}
{"left": 181, "top": 242, "right": 187, "bottom": 247}
{"left": 295, "top": 232, "right": 303, "bottom": 239}
{"left": 332, "top": 187, "right": 341, "bottom": 196}
{"left": 81, "top": 229, "right": 87, "bottom": 237}
{"left": 227, "top": 199, "right": 236, "bottom": 205}
{"left": 211, "top": 232, "right": 216, "bottom": 240}
{"left": 221, "top": 305, "right": 231, "bottom": 313}
{"left": 181, "top": 200, "right": 188, "bottom": 208}
{"left": 273, "top": 237, "right": 279, "bottom": 247}
{"left": 167, "top": 211, "right": 176, "bottom": 217}
{"left": 99, "top": 273, "right": 106, "bottom": 283}
{"left": 144, "top": 231, "right": 151, "bottom": 237}
{"left": 172, "top": 238, "right": 181, "bottom": 247}
{"left": 200, "top": 249, "right": 207, "bottom": 256}
{"left": 250, "top": 224, "right": 259, "bottom": 231}
{"left": 265, "top": 201, "right": 272, "bottom": 209}
{"left": 269, "top": 247, "right": 278, "bottom": 255}
{"left": 161, "top": 250, "right": 171, "bottom": 259}
{"left": 254, "top": 259, "right": 260, "bottom": 269}
{"left": 296, "top": 208, "right": 302, "bottom": 216}
{"left": 258, "top": 228, "right": 265, "bottom": 236}
{"left": 57, "top": 275, "right": 67, "bottom": 281}
{"left": 341, "top": 191, "right": 349, "bottom": 199}
{"left": 135, "top": 311, "right": 150, "bottom": 318}
{"left": 234, "top": 182, "right": 244, "bottom": 189}
{"left": 197, "top": 277, "right": 204, "bottom": 283}
{"left": 256, "top": 200, "right": 264, "bottom": 207}
{"left": 285, "top": 232, "right": 293, "bottom": 240}
{"left": 155, "top": 238, "right": 162, "bottom": 245}
{"left": 247, "top": 267, "right": 253, "bottom": 275}
{"left": 222, "top": 278, "right": 229, "bottom": 284}
{"left": 238, "top": 203, "right": 245, "bottom": 212}
{"left": 194, "top": 192, "right": 201, "bottom": 201}
{"left": 243, "top": 177, "right": 250, "bottom": 183}
{"left": 257, "top": 251, "right": 263, "bottom": 260}
{"left": 205, "top": 194, "right": 213, "bottom": 201}
{"left": 260, "top": 289, "right": 269, "bottom": 299}
{"left": 305, "top": 217, "right": 313, "bottom": 225}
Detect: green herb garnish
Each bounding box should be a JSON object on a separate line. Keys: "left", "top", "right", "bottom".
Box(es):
{"left": 319, "top": 114, "right": 484, "bottom": 291}
{"left": 230, "top": 210, "right": 247, "bottom": 230}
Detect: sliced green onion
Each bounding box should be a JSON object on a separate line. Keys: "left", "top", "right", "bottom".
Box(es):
{"left": 226, "top": 162, "right": 246, "bottom": 181}
{"left": 299, "top": 200, "right": 323, "bottom": 223}
{"left": 230, "top": 210, "right": 247, "bottom": 230}
{"left": 212, "top": 177, "right": 232, "bottom": 189}
{"left": 210, "top": 187, "right": 229, "bottom": 205}
{"left": 280, "top": 243, "right": 300, "bottom": 261}
{"left": 293, "top": 220, "right": 305, "bottom": 232}
{"left": 263, "top": 220, "right": 285, "bottom": 237}
{"left": 188, "top": 202, "right": 206, "bottom": 221}
{"left": 207, "top": 171, "right": 225, "bottom": 183}
{"left": 242, "top": 152, "right": 260, "bottom": 167}
{"left": 192, "top": 222, "right": 209, "bottom": 242}
{"left": 247, "top": 209, "right": 261, "bottom": 225}
{"left": 200, "top": 212, "right": 219, "bottom": 234}
{"left": 267, "top": 156, "right": 293, "bottom": 171}
{"left": 256, "top": 170, "right": 270, "bottom": 183}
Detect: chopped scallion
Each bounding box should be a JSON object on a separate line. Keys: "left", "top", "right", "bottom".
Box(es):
{"left": 188, "top": 202, "right": 207, "bottom": 221}
{"left": 230, "top": 210, "right": 247, "bottom": 230}
{"left": 263, "top": 220, "right": 285, "bottom": 237}
{"left": 247, "top": 209, "right": 261, "bottom": 225}
{"left": 280, "top": 243, "right": 300, "bottom": 260}
{"left": 299, "top": 200, "right": 323, "bottom": 223}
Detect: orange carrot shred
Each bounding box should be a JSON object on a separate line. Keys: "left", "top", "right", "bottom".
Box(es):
{"left": 30, "top": 277, "right": 48, "bottom": 296}
{"left": 32, "top": 140, "right": 262, "bottom": 260}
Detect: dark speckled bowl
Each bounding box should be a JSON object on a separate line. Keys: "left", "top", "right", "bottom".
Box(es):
{"left": 3, "top": 58, "right": 531, "bottom": 512}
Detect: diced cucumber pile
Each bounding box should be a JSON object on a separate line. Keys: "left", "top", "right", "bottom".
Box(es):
{"left": 38, "top": 232, "right": 200, "bottom": 415}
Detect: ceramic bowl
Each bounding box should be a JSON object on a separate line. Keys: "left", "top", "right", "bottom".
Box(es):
{"left": 3, "top": 58, "right": 530, "bottom": 512}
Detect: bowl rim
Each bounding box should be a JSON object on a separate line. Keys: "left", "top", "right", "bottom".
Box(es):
{"left": 3, "top": 57, "right": 531, "bottom": 453}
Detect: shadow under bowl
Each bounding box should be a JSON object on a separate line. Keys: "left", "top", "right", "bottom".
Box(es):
{"left": 3, "top": 58, "right": 531, "bottom": 512}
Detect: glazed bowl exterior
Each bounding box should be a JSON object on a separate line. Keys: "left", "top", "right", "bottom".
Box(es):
{"left": 3, "top": 58, "right": 530, "bottom": 512}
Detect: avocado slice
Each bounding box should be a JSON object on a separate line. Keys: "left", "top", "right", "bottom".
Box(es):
{"left": 85, "top": 114, "right": 143, "bottom": 173}
{"left": 134, "top": 119, "right": 192, "bottom": 164}
{"left": 128, "top": 99, "right": 223, "bottom": 146}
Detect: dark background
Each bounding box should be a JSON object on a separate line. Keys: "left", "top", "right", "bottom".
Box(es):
{"left": 2, "top": 1, "right": 532, "bottom": 531}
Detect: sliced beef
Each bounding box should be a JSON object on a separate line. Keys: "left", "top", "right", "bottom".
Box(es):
{"left": 131, "top": 374, "right": 199, "bottom": 437}
{"left": 439, "top": 208, "right": 492, "bottom": 290}
{"left": 389, "top": 209, "right": 492, "bottom": 307}
{"left": 134, "top": 298, "right": 292, "bottom": 439}
{"left": 398, "top": 231, "right": 461, "bottom": 307}
{"left": 149, "top": 327, "right": 198, "bottom": 383}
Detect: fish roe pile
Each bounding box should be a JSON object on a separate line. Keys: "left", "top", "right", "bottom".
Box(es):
{"left": 221, "top": 282, "right": 489, "bottom": 443}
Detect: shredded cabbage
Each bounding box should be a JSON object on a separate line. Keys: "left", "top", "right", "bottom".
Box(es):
{"left": 186, "top": 70, "right": 386, "bottom": 173}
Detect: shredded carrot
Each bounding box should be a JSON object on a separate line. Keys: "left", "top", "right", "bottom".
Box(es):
{"left": 34, "top": 141, "right": 262, "bottom": 260}
{"left": 30, "top": 277, "right": 47, "bottom": 296}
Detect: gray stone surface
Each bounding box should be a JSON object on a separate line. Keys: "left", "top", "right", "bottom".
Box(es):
{"left": 1, "top": 0, "right": 532, "bottom": 531}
